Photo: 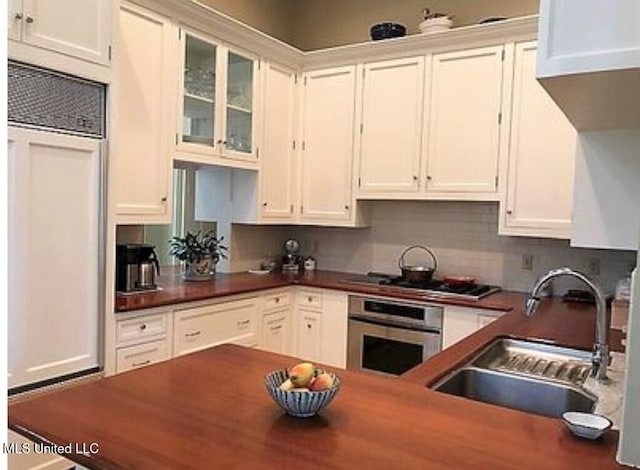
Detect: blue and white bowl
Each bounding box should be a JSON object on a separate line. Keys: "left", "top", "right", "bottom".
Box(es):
{"left": 264, "top": 369, "right": 341, "bottom": 418}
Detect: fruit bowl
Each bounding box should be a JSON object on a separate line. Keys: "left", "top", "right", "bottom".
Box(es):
{"left": 264, "top": 369, "right": 341, "bottom": 418}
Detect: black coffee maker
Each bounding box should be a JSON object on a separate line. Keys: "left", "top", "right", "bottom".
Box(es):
{"left": 116, "top": 243, "right": 160, "bottom": 293}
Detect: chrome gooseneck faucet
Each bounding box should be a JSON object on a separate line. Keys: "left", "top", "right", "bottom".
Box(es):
{"left": 526, "top": 267, "right": 610, "bottom": 381}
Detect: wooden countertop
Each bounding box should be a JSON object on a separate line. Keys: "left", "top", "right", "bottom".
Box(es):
{"left": 9, "top": 337, "right": 624, "bottom": 469}
{"left": 116, "top": 268, "right": 521, "bottom": 313}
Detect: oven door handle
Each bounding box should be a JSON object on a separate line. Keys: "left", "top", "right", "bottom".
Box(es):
{"left": 349, "top": 315, "right": 441, "bottom": 334}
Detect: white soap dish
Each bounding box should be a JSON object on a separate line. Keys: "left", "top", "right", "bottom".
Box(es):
{"left": 562, "top": 412, "right": 612, "bottom": 440}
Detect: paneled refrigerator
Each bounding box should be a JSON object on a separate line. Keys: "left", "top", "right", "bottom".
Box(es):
{"left": 7, "top": 62, "right": 105, "bottom": 393}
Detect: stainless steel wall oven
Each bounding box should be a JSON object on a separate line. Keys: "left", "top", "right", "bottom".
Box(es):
{"left": 347, "top": 296, "right": 442, "bottom": 376}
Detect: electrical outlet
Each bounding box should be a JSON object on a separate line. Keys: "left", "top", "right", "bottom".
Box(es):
{"left": 588, "top": 258, "right": 601, "bottom": 276}
{"left": 521, "top": 254, "right": 533, "bottom": 271}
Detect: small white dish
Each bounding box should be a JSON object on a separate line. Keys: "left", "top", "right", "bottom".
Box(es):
{"left": 562, "top": 412, "right": 612, "bottom": 440}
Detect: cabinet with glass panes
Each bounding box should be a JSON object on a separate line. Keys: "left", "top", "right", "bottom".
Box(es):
{"left": 177, "top": 28, "right": 258, "bottom": 165}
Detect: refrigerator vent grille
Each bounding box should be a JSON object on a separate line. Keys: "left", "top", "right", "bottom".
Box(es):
{"left": 8, "top": 61, "right": 106, "bottom": 137}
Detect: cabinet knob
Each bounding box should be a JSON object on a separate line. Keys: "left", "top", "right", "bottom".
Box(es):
{"left": 308, "top": 297, "right": 312, "bottom": 302}
{"left": 262, "top": 202, "right": 268, "bottom": 207}
{"left": 216, "top": 139, "right": 223, "bottom": 145}
{"left": 139, "top": 324, "right": 147, "bottom": 331}
{"left": 161, "top": 196, "right": 167, "bottom": 202}
{"left": 413, "top": 175, "right": 418, "bottom": 181}
{"left": 307, "top": 324, "right": 312, "bottom": 329}
{"left": 275, "top": 297, "right": 280, "bottom": 303}
{"left": 506, "top": 209, "right": 513, "bottom": 215}
{"left": 345, "top": 205, "right": 350, "bottom": 210}
{"left": 14, "top": 12, "right": 23, "bottom": 20}
{"left": 25, "top": 15, "right": 34, "bottom": 23}
{"left": 426, "top": 175, "right": 432, "bottom": 181}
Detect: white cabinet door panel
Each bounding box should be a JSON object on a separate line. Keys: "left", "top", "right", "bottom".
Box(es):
{"left": 8, "top": 0, "right": 23, "bottom": 41}
{"left": 426, "top": 46, "right": 504, "bottom": 195}
{"left": 115, "top": 3, "right": 174, "bottom": 221}
{"left": 22, "top": 0, "right": 111, "bottom": 65}
{"left": 501, "top": 42, "right": 577, "bottom": 238}
{"left": 260, "top": 62, "right": 296, "bottom": 219}
{"left": 359, "top": 57, "right": 424, "bottom": 193}
{"left": 8, "top": 127, "right": 100, "bottom": 389}
{"left": 296, "top": 310, "right": 322, "bottom": 362}
{"left": 301, "top": 66, "right": 355, "bottom": 220}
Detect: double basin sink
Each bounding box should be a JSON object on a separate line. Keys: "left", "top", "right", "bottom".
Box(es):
{"left": 431, "top": 338, "right": 597, "bottom": 418}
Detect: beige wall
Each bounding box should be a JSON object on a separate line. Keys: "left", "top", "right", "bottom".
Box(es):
{"left": 197, "top": 0, "right": 296, "bottom": 45}
{"left": 291, "top": 0, "right": 539, "bottom": 50}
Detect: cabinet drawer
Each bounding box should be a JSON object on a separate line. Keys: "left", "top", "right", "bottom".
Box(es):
{"left": 116, "top": 313, "right": 167, "bottom": 344}
{"left": 174, "top": 298, "right": 258, "bottom": 356}
{"left": 298, "top": 290, "right": 322, "bottom": 310}
{"left": 264, "top": 291, "right": 290, "bottom": 311}
{"left": 116, "top": 339, "right": 169, "bottom": 374}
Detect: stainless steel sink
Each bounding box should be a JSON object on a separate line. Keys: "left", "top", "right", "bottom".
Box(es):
{"left": 433, "top": 367, "right": 596, "bottom": 417}
{"left": 431, "top": 338, "right": 597, "bottom": 417}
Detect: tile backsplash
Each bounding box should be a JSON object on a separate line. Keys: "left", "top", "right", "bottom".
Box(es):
{"left": 232, "top": 201, "right": 636, "bottom": 294}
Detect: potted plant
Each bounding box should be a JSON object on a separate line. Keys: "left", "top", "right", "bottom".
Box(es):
{"left": 169, "top": 230, "right": 228, "bottom": 280}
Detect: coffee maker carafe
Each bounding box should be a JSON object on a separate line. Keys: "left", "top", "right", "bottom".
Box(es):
{"left": 116, "top": 243, "right": 160, "bottom": 293}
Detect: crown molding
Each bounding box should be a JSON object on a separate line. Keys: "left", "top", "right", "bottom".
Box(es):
{"left": 128, "top": 0, "right": 305, "bottom": 68}
{"left": 303, "top": 16, "right": 539, "bottom": 70}
{"left": 126, "top": 2, "right": 538, "bottom": 72}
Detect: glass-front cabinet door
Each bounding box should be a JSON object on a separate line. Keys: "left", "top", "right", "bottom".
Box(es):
{"left": 224, "top": 51, "right": 255, "bottom": 157}
{"left": 181, "top": 32, "right": 218, "bottom": 150}
{"left": 178, "top": 29, "right": 258, "bottom": 163}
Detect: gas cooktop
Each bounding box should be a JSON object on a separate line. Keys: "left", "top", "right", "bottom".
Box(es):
{"left": 341, "top": 272, "right": 501, "bottom": 301}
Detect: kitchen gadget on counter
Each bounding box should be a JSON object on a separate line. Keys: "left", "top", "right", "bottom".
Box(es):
{"left": 282, "top": 239, "right": 301, "bottom": 272}
{"left": 116, "top": 243, "right": 161, "bottom": 293}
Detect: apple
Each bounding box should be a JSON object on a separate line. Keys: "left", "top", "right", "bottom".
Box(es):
{"left": 309, "top": 372, "right": 334, "bottom": 391}
{"left": 288, "top": 362, "right": 315, "bottom": 388}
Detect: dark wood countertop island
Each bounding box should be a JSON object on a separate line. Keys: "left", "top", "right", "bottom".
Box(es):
{"left": 9, "top": 296, "right": 626, "bottom": 470}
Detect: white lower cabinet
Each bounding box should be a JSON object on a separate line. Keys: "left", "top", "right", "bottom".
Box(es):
{"left": 296, "top": 309, "right": 322, "bottom": 363}
{"left": 294, "top": 289, "right": 348, "bottom": 368}
{"left": 260, "top": 290, "right": 293, "bottom": 355}
{"left": 116, "top": 339, "right": 170, "bottom": 374}
{"left": 115, "top": 310, "right": 172, "bottom": 373}
{"left": 111, "top": 289, "right": 348, "bottom": 375}
{"left": 7, "top": 429, "right": 74, "bottom": 470}
{"left": 174, "top": 296, "right": 259, "bottom": 356}
{"left": 442, "top": 306, "right": 506, "bottom": 349}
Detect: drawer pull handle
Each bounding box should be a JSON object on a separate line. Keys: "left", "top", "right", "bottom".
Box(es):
{"left": 308, "top": 297, "right": 313, "bottom": 302}
{"left": 132, "top": 360, "right": 151, "bottom": 367}
{"left": 270, "top": 325, "right": 282, "bottom": 331}
{"left": 185, "top": 331, "right": 202, "bottom": 338}
{"left": 275, "top": 297, "right": 280, "bottom": 303}
{"left": 139, "top": 324, "right": 147, "bottom": 331}
{"left": 307, "top": 324, "right": 312, "bottom": 329}
{"left": 237, "top": 320, "right": 250, "bottom": 327}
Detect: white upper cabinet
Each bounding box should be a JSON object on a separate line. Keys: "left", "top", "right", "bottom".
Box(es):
{"left": 114, "top": 2, "right": 176, "bottom": 224}
{"left": 176, "top": 28, "right": 259, "bottom": 167}
{"left": 300, "top": 66, "right": 357, "bottom": 222}
{"left": 425, "top": 45, "right": 505, "bottom": 198}
{"left": 8, "top": 0, "right": 111, "bottom": 82}
{"left": 537, "top": 0, "right": 640, "bottom": 130}
{"left": 260, "top": 62, "right": 297, "bottom": 220}
{"left": 500, "top": 42, "right": 577, "bottom": 239}
{"left": 358, "top": 57, "right": 425, "bottom": 195}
